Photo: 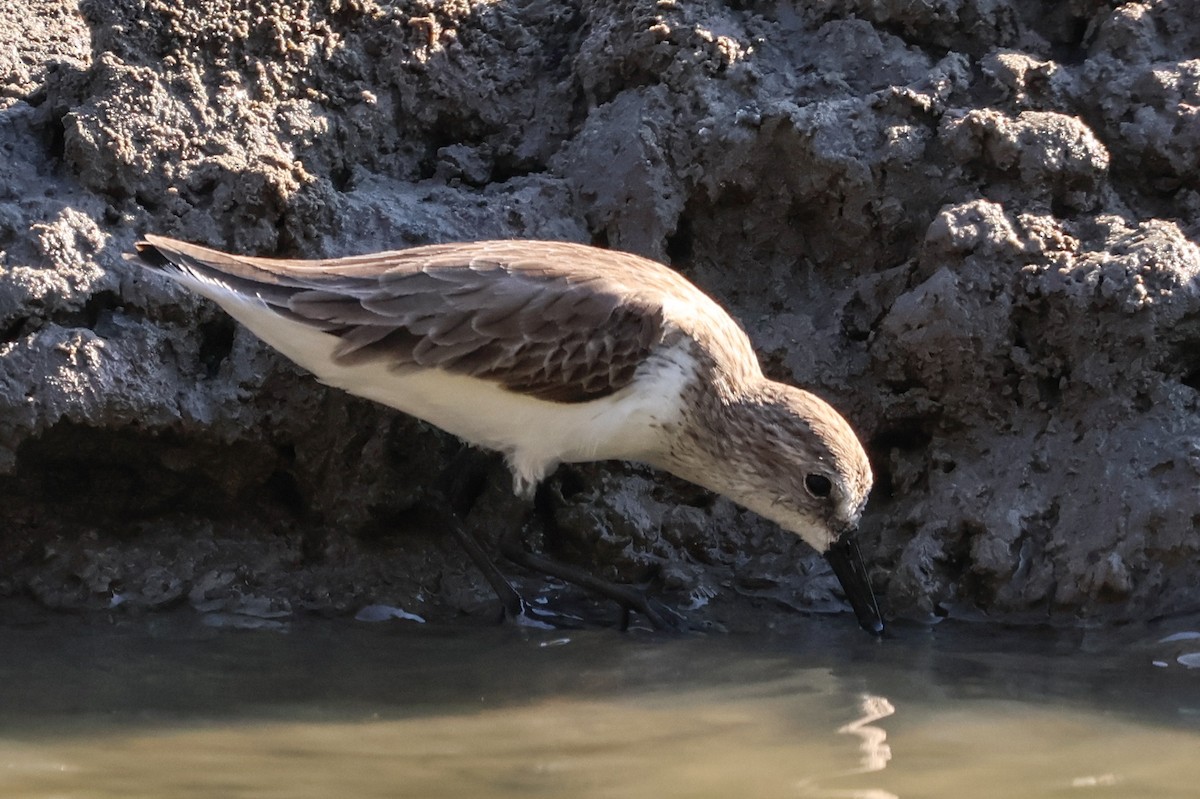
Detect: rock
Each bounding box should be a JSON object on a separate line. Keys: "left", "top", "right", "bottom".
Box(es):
{"left": 0, "top": 0, "right": 1196, "bottom": 628}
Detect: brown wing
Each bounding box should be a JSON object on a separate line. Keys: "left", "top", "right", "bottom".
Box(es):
{"left": 132, "top": 236, "right": 672, "bottom": 403}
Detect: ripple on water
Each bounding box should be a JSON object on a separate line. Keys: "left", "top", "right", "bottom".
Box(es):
{"left": 0, "top": 614, "right": 1199, "bottom": 799}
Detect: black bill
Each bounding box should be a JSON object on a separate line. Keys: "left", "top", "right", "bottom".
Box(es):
{"left": 824, "top": 534, "right": 884, "bottom": 635}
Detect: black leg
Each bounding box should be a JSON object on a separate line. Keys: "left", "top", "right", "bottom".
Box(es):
{"left": 432, "top": 448, "right": 530, "bottom": 622}
{"left": 432, "top": 449, "right": 686, "bottom": 631}
{"left": 443, "top": 510, "right": 529, "bottom": 620}
{"left": 497, "top": 483, "right": 687, "bottom": 632}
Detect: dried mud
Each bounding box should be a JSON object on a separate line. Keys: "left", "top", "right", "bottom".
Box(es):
{"left": 0, "top": 0, "right": 1197, "bottom": 630}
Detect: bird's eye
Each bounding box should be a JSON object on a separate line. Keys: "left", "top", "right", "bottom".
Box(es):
{"left": 804, "top": 474, "right": 833, "bottom": 499}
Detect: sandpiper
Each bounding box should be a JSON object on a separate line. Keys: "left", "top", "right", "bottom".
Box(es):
{"left": 128, "top": 235, "right": 883, "bottom": 633}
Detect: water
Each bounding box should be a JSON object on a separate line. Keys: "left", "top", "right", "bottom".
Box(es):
{"left": 1, "top": 611, "right": 1198, "bottom": 798}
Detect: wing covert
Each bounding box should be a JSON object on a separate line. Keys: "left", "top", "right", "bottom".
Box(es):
{"left": 134, "top": 237, "right": 671, "bottom": 404}
{"left": 309, "top": 264, "right": 665, "bottom": 403}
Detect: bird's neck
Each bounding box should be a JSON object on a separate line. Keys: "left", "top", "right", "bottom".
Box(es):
{"left": 646, "top": 369, "right": 773, "bottom": 497}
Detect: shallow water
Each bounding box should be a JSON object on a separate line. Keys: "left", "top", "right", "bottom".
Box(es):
{"left": 1, "top": 611, "right": 1198, "bottom": 799}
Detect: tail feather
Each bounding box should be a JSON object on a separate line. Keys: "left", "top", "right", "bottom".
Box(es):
{"left": 130, "top": 240, "right": 176, "bottom": 270}
{"left": 126, "top": 236, "right": 305, "bottom": 309}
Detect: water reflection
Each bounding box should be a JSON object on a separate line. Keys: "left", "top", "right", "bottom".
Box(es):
{"left": 839, "top": 694, "right": 896, "bottom": 774}
{"left": 0, "top": 611, "right": 1197, "bottom": 798}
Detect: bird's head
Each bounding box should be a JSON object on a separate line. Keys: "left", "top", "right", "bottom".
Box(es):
{"left": 666, "top": 381, "right": 882, "bottom": 633}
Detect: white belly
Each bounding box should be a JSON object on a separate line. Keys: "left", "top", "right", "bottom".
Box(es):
{"left": 181, "top": 279, "right": 693, "bottom": 495}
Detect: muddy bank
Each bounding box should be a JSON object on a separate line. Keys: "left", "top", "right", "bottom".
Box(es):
{"left": 0, "top": 0, "right": 1197, "bottom": 629}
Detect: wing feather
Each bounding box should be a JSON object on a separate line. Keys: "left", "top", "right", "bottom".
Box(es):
{"left": 132, "top": 236, "right": 674, "bottom": 403}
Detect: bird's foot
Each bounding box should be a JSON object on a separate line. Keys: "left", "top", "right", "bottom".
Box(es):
{"left": 499, "top": 531, "right": 688, "bottom": 632}
{"left": 617, "top": 595, "right": 688, "bottom": 633}
{"left": 500, "top": 598, "right": 559, "bottom": 630}
{"left": 434, "top": 448, "right": 686, "bottom": 631}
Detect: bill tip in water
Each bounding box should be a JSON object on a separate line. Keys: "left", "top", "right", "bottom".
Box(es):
{"left": 823, "top": 533, "right": 885, "bottom": 637}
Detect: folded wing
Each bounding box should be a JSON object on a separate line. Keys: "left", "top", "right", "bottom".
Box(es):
{"left": 132, "top": 236, "right": 668, "bottom": 403}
